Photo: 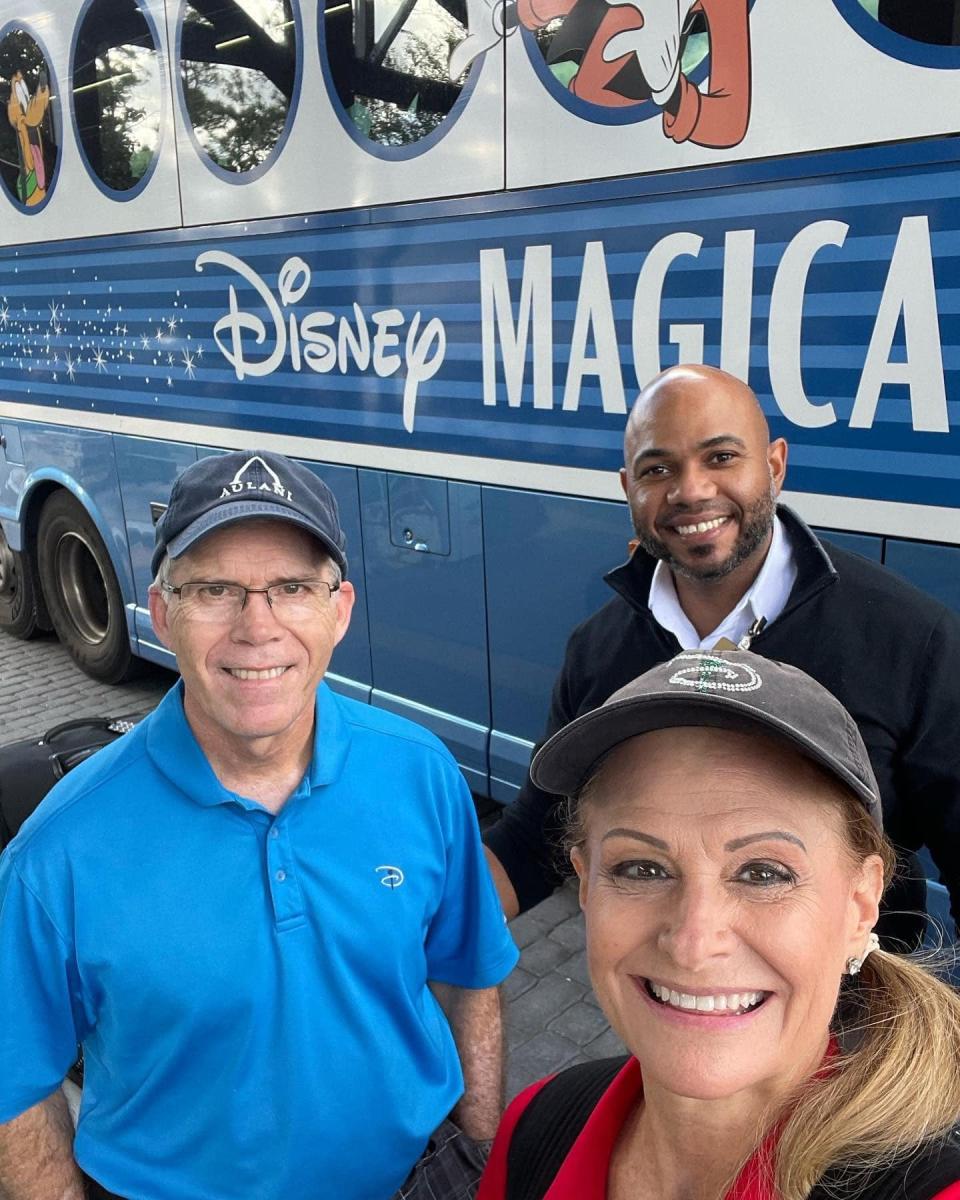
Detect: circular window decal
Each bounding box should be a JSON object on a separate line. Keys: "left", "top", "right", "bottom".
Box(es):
{"left": 320, "top": 0, "right": 476, "bottom": 157}
{"left": 178, "top": 0, "right": 300, "bottom": 178}
{"left": 832, "top": 0, "right": 960, "bottom": 68}
{"left": 523, "top": 0, "right": 756, "bottom": 132}
{"left": 72, "top": 0, "right": 163, "bottom": 197}
{"left": 0, "top": 25, "right": 59, "bottom": 211}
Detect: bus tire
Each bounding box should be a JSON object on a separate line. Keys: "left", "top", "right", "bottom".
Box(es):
{"left": 37, "top": 491, "right": 138, "bottom": 683}
{"left": 0, "top": 525, "right": 46, "bottom": 640}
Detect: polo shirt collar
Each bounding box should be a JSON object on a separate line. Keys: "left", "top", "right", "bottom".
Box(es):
{"left": 145, "top": 681, "right": 232, "bottom": 807}
{"left": 145, "top": 680, "right": 352, "bottom": 806}
{"left": 307, "top": 682, "right": 352, "bottom": 788}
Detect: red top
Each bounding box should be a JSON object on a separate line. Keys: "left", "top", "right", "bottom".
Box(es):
{"left": 478, "top": 1058, "right": 960, "bottom": 1200}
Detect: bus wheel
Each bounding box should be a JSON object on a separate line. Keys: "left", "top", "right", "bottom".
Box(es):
{"left": 0, "top": 525, "right": 45, "bottom": 639}
{"left": 37, "top": 491, "right": 137, "bottom": 683}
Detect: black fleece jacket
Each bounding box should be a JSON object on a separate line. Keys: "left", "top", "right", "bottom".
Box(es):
{"left": 484, "top": 506, "right": 960, "bottom": 949}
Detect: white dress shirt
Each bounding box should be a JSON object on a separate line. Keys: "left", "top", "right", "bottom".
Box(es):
{"left": 648, "top": 514, "right": 798, "bottom": 650}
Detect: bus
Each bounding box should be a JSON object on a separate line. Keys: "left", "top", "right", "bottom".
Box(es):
{"left": 0, "top": 0, "right": 958, "bottom": 830}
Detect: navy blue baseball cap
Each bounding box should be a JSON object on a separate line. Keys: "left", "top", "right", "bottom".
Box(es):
{"left": 151, "top": 450, "right": 347, "bottom": 577}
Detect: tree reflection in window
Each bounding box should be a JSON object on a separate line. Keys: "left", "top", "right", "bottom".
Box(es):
{"left": 325, "top": 0, "right": 467, "bottom": 147}
{"left": 180, "top": 0, "right": 296, "bottom": 174}
{"left": 74, "top": 0, "right": 161, "bottom": 192}
{"left": 0, "top": 29, "right": 57, "bottom": 209}
{"left": 857, "top": 0, "right": 960, "bottom": 45}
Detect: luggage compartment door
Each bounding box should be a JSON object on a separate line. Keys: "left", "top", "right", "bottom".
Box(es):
{"left": 360, "top": 470, "right": 489, "bottom": 793}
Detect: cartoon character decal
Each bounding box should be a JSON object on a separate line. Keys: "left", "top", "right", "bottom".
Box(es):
{"left": 451, "top": 0, "right": 751, "bottom": 148}
{"left": 7, "top": 65, "right": 50, "bottom": 205}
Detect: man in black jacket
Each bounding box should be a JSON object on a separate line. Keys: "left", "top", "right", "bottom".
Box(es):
{"left": 483, "top": 364, "right": 960, "bottom": 949}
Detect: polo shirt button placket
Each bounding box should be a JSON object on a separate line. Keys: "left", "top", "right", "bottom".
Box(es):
{"left": 266, "top": 822, "right": 305, "bottom": 928}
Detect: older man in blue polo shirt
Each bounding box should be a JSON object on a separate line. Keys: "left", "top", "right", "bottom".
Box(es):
{"left": 0, "top": 451, "right": 518, "bottom": 1200}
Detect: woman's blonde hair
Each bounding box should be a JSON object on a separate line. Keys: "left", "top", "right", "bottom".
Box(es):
{"left": 771, "top": 800, "right": 960, "bottom": 1200}
{"left": 567, "top": 770, "right": 960, "bottom": 1200}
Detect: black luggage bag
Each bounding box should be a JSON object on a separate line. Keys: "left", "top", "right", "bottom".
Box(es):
{"left": 0, "top": 717, "right": 140, "bottom": 849}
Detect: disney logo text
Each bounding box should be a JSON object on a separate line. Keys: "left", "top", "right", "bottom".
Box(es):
{"left": 196, "top": 250, "right": 446, "bottom": 432}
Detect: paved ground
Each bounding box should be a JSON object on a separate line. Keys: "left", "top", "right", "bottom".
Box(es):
{"left": 0, "top": 628, "right": 622, "bottom": 1101}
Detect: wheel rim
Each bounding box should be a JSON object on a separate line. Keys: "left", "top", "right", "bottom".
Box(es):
{"left": 54, "top": 531, "right": 109, "bottom": 645}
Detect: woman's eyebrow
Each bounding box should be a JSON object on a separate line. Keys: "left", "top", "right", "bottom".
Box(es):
{"left": 724, "top": 831, "right": 807, "bottom": 852}
{"left": 600, "top": 828, "right": 669, "bottom": 850}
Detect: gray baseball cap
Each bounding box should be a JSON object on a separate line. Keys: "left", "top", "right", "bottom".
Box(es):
{"left": 151, "top": 450, "right": 347, "bottom": 577}
{"left": 530, "top": 650, "right": 882, "bottom": 828}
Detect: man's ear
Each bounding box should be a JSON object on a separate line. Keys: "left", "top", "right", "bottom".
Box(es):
{"left": 332, "top": 580, "right": 356, "bottom": 648}
{"left": 767, "top": 438, "right": 788, "bottom": 493}
{"left": 148, "top": 586, "right": 175, "bottom": 651}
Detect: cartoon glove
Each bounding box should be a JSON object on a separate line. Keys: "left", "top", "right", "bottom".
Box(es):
{"left": 448, "top": 0, "right": 515, "bottom": 80}
{"left": 601, "top": 0, "right": 697, "bottom": 105}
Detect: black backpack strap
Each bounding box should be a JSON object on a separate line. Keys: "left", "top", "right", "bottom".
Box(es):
{"left": 807, "top": 1128, "right": 960, "bottom": 1200}
{"left": 505, "top": 1056, "right": 629, "bottom": 1200}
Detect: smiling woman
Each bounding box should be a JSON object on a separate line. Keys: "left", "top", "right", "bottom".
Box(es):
{"left": 478, "top": 651, "right": 960, "bottom": 1200}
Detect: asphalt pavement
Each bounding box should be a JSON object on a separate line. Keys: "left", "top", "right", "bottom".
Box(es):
{"left": 0, "top": 628, "right": 622, "bottom": 1101}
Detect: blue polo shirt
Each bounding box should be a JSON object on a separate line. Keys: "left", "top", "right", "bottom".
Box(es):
{"left": 0, "top": 683, "right": 518, "bottom": 1200}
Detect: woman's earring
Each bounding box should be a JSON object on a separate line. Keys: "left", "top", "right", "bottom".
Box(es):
{"left": 846, "top": 931, "right": 880, "bottom": 976}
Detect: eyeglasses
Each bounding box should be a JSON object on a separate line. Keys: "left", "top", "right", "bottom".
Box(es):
{"left": 160, "top": 579, "right": 340, "bottom": 623}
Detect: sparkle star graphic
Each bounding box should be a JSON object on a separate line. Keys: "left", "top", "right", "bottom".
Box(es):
{"left": 65, "top": 353, "right": 76, "bottom": 381}
{"left": 93, "top": 349, "right": 107, "bottom": 372}
{"left": 166, "top": 316, "right": 178, "bottom": 334}
{"left": 48, "top": 301, "right": 62, "bottom": 325}
{"left": 140, "top": 336, "right": 150, "bottom": 351}
{"left": 0, "top": 305, "right": 9, "bottom": 328}
{"left": 181, "top": 349, "right": 196, "bottom": 379}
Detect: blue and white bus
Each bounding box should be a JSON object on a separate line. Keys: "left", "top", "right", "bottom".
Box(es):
{"left": 0, "top": 0, "right": 958, "bottom": 815}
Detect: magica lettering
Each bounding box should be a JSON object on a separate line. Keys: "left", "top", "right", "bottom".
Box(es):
{"left": 195, "top": 250, "right": 446, "bottom": 433}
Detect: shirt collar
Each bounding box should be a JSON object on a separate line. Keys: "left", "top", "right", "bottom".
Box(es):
{"left": 648, "top": 514, "right": 797, "bottom": 650}
{"left": 145, "top": 679, "right": 352, "bottom": 806}
{"left": 307, "top": 682, "right": 352, "bottom": 789}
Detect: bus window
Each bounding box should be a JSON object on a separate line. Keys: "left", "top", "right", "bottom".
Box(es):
{"left": 0, "top": 27, "right": 58, "bottom": 210}
{"left": 179, "top": 0, "right": 297, "bottom": 175}
{"left": 858, "top": 0, "right": 960, "bottom": 45}
{"left": 72, "top": 0, "right": 162, "bottom": 194}
{"left": 323, "top": 0, "right": 468, "bottom": 147}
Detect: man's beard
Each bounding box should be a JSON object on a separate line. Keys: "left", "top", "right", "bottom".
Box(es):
{"left": 633, "top": 484, "right": 777, "bottom": 582}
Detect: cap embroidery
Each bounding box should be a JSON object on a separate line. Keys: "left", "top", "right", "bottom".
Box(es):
{"left": 218, "top": 455, "right": 293, "bottom": 502}
{"left": 669, "top": 653, "right": 763, "bottom": 693}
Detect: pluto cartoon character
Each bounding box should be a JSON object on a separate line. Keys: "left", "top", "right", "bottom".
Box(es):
{"left": 450, "top": 0, "right": 751, "bottom": 148}
{"left": 7, "top": 66, "right": 50, "bottom": 205}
